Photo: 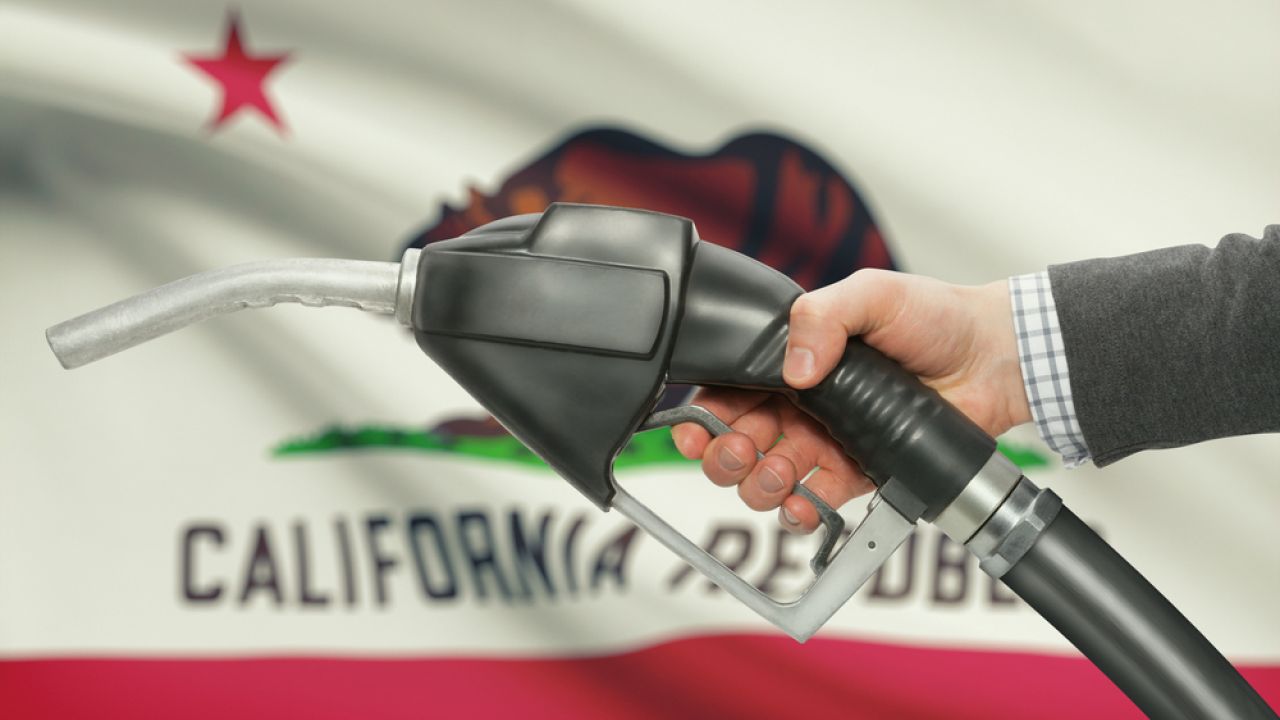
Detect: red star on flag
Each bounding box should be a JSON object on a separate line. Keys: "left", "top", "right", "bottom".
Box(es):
{"left": 184, "top": 11, "right": 291, "bottom": 134}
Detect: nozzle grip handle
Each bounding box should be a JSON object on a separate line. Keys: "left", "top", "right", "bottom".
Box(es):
{"left": 789, "top": 340, "right": 996, "bottom": 521}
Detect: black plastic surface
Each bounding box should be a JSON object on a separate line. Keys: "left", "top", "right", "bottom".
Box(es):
{"left": 668, "top": 242, "right": 994, "bottom": 521}
{"left": 418, "top": 251, "right": 668, "bottom": 357}
{"left": 1003, "top": 508, "right": 1276, "bottom": 719}
{"left": 412, "top": 204, "right": 695, "bottom": 508}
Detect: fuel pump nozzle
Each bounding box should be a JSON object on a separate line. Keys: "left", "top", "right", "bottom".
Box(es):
{"left": 46, "top": 206, "right": 854, "bottom": 637}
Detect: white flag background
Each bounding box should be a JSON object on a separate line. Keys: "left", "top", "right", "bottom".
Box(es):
{"left": 2, "top": 1, "right": 1277, "bottom": 718}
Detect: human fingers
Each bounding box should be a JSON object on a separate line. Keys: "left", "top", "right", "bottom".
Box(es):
{"left": 779, "top": 467, "right": 875, "bottom": 534}
{"left": 761, "top": 403, "right": 874, "bottom": 532}
{"left": 700, "top": 432, "right": 761, "bottom": 488}
{"left": 694, "top": 398, "right": 784, "bottom": 489}
{"left": 670, "top": 388, "right": 769, "bottom": 459}
{"left": 784, "top": 269, "right": 904, "bottom": 389}
{"left": 736, "top": 452, "right": 799, "bottom": 511}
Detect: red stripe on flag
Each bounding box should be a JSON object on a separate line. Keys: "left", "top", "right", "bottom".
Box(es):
{"left": 3, "top": 635, "right": 1276, "bottom": 719}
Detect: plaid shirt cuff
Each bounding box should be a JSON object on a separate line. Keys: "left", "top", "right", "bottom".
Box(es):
{"left": 1009, "top": 272, "right": 1091, "bottom": 467}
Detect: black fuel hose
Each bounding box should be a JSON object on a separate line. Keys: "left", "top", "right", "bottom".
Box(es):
{"left": 1002, "top": 508, "right": 1275, "bottom": 719}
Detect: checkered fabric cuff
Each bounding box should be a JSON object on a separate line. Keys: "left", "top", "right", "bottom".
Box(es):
{"left": 1009, "top": 272, "right": 1091, "bottom": 467}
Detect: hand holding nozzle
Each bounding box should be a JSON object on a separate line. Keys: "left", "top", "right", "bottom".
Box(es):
{"left": 672, "top": 270, "right": 1030, "bottom": 534}
{"left": 45, "top": 252, "right": 421, "bottom": 369}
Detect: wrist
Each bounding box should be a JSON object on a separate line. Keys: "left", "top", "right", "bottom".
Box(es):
{"left": 984, "top": 279, "right": 1033, "bottom": 429}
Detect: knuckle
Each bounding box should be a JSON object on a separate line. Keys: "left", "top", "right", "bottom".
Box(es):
{"left": 790, "top": 292, "right": 817, "bottom": 313}
{"left": 850, "top": 267, "right": 892, "bottom": 287}
{"left": 788, "top": 295, "right": 821, "bottom": 325}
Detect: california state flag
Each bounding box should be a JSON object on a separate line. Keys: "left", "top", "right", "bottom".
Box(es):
{"left": 2, "top": 2, "right": 1277, "bottom": 718}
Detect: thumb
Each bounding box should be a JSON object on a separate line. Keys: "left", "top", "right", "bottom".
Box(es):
{"left": 783, "top": 270, "right": 900, "bottom": 389}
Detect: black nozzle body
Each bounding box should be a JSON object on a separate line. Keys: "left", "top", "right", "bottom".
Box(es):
{"left": 410, "top": 204, "right": 695, "bottom": 508}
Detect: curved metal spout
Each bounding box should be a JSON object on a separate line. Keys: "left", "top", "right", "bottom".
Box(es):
{"left": 46, "top": 253, "right": 420, "bottom": 369}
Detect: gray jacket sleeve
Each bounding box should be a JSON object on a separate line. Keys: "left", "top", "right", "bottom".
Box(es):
{"left": 1047, "top": 225, "right": 1280, "bottom": 466}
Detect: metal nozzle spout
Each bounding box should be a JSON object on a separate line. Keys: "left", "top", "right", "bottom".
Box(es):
{"left": 46, "top": 251, "right": 421, "bottom": 369}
